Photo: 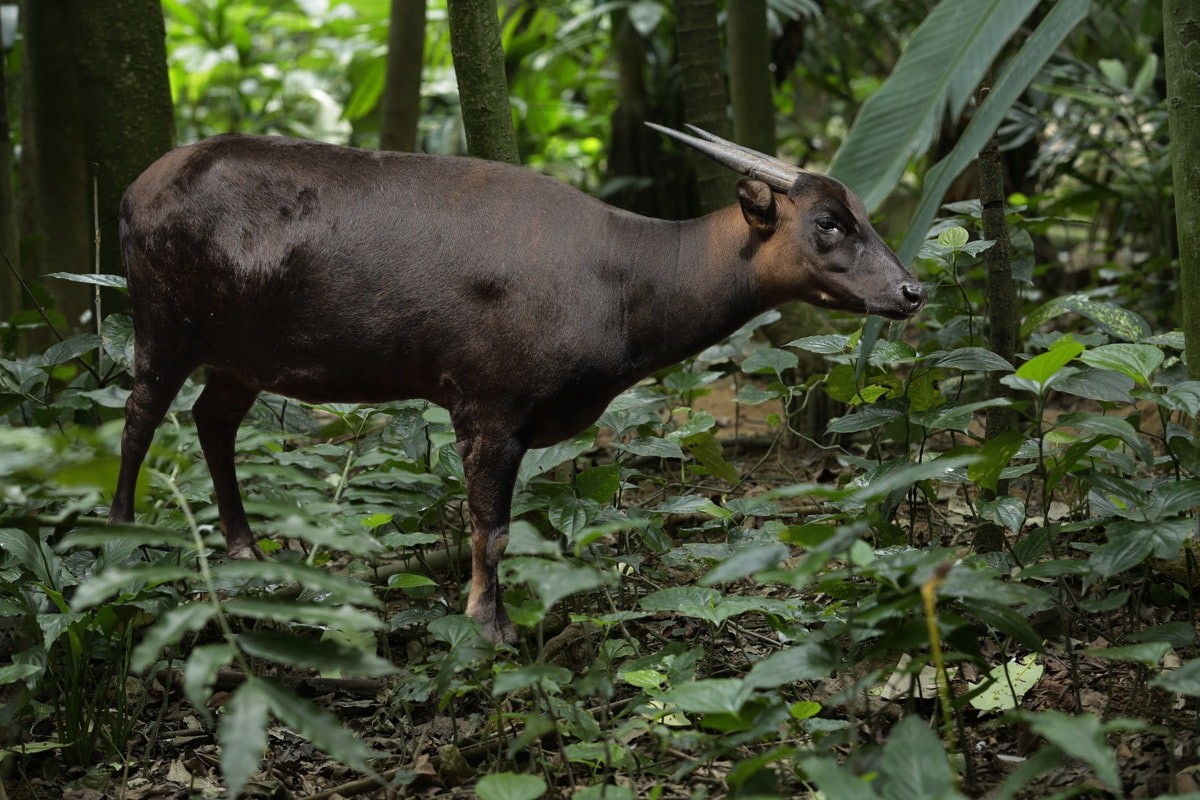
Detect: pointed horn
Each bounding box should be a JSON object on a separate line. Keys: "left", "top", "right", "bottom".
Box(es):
{"left": 646, "top": 122, "right": 799, "bottom": 191}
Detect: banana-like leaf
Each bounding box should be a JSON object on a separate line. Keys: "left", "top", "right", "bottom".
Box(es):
{"left": 827, "top": 0, "right": 1040, "bottom": 210}
{"left": 897, "top": 0, "right": 1092, "bottom": 265}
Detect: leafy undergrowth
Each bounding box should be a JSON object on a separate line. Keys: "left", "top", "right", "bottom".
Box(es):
{"left": 4, "top": 221, "right": 1200, "bottom": 799}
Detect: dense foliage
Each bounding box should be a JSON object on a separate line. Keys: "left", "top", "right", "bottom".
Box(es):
{"left": 2, "top": 1, "right": 1196, "bottom": 798}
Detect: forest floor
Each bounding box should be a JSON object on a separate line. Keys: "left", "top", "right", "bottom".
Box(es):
{"left": 6, "top": 379, "right": 1199, "bottom": 800}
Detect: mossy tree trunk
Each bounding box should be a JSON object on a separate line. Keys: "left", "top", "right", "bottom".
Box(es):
{"left": 380, "top": 0, "right": 425, "bottom": 153}
{"left": 726, "top": 0, "right": 775, "bottom": 156}
{"left": 0, "top": 43, "right": 20, "bottom": 323}
{"left": 674, "top": 0, "right": 737, "bottom": 213}
{"left": 21, "top": 0, "right": 174, "bottom": 322}
{"left": 447, "top": 0, "right": 519, "bottom": 165}
{"left": 1165, "top": 0, "right": 1200, "bottom": 379}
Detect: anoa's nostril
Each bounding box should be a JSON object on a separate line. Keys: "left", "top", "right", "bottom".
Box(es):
{"left": 901, "top": 282, "right": 926, "bottom": 305}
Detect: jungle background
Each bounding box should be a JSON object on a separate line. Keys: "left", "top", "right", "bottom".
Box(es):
{"left": 3, "top": 0, "right": 1200, "bottom": 797}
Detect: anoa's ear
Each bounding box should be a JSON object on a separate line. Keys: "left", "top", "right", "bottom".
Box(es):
{"left": 737, "top": 178, "right": 778, "bottom": 235}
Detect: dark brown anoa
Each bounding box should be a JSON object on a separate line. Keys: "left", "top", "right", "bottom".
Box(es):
{"left": 108, "top": 127, "right": 925, "bottom": 643}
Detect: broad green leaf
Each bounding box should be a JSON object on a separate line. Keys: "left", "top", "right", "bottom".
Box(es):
{"left": 879, "top": 716, "right": 957, "bottom": 800}
{"left": 236, "top": 631, "right": 397, "bottom": 676}
{"left": 799, "top": 756, "right": 875, "bottom": 798}
{"left": 476, "top": 773, "right": 547, "bottom": 800}
{"left": 40, "top": 333, "right": 101, "bottom": 367}
{"left": 978, "top": 495, "right": 1025, "bottom": 532}
{"left": 219, "top": 680, "right": 270, "bottom": 800}
{"left": 1013, "top": 335, "right": 1085, "bottom": 387}
{"left": 1021, "top": 293, "right": 1151, "bottom": 342}
{"left": 258, "top": 679, "right": 377, "bottom": 777}
{"left": 222, "top": 598, "right": 384, "bottom": 631}
{"left": 621, "top": 669, "right": 666, "bottom": 689}
{"left": 1078, "top": 343, "right": 1164, "bottom": 387}
{"left": 968, "top": 654, "right": 1044, "bottom": 713}
{"left": 72, "top": 565, "right": 195, "bottom": 610}
{"left": 699, "top": 543, "right": 788, "bottom": 586}
{"left": 1126, "top": 622, "right": 1196, "bottom": 648}
{"left": 931, "top": 347, "right": 1014, "bottom": 372}
{"left": 1053, "top": 366, "right": 1136, "bottom": 403}
{"left": 0, "top": 663, "right": 40, "bottom": 686}
{"left": 741, "top": 346, "right": 799, "bottom": 375}
{"left": 613, "top": 435, "right": 685, "bottom": 460}
{"left": 785, "top": 334, "right": 849, "bottom": 354}
{"left": 937, "top": 225, "right": 969, "bottom": 249}
{"left": 571, "top": 785, "right": 635, "bottom": 800}
{"left": 503, "top": 558, "right": 613, "bottom": 611}
{"left": 744, "top": 642, "right": 838, "bottom": 689}
{"left": 45, "top": 271, "right": 129, "bottom": 290}
{"left": 1026, "top": 711, "right": 1121, "bottom": 791}
{"left": 519, "top": 430, "right": 595, "bottom": 483}
{"left": 1055, "top": 412, "right": 1153, "bottom": 465}
{"left": 666, "top": 678, "right": 752, "bottom": 715}
{"left": 910, "top": 398, "right": 1014, "bottom": 434}
{"left": 682, "top": 431, "right": 741, "bottom": 484}
{"left": 132, "top": 603, "right": 217, "bottom": 673}
{"left": 1151, "top": 659, "right": 1200, "bottom": 696}
{"left": 575, "top": 463, "right": 620, "bottom": 503}
{"left": 1159, "top": 381, "right": 1200, "bottom": 415}
{"left": 215, "top": 560, "right": 379, "bottom": 607}
{"left": 493, "top": 664, "right": 573, "bottom": 696}
{"left": 829, "top": 0, "right": 1041, "bottom": 209}
{"left": 388, "top": 572, "right": 437, "bottom": 590}
{"left": 826, "top": 404, "right": 904, "bottom": 434}
{"left": 968, "top": 431, "right": 1024, "bottom": 492}
{"left": 1080, "top": 641, "right": 1171, "bottom": 665}
{"left": 183, "top": 643, "right": 237, "bottom": 722}
{"left": 896, "top": 0, "right": 1091, "bottom": 265}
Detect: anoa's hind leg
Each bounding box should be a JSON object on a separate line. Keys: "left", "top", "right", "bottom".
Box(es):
{"left": 110, "top": 360, "right": 193, "bottom": 524}
{"left": 192, "top": 369, "right": 261, "bottom": 557}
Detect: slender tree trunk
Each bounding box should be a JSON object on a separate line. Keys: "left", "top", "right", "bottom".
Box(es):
{"left": 380, "top": 0, "right": 425, "bottom": 152}
{"left": 20, "top": 0, "right": 90, "bottom": 318}
{"left": 447, "top": 0, "right": 519, "bottom": 164}
{"left": 726, "top": 0, "right": 775, "bottom": 156}
{"left": 73, "top": 0, "right": 175, "bottom": 290}
{"left": 674, "top": 0, "right": 736, "bottom": 213}
{"left": 1165, "top": 0, "right": 1200, "bottom": 379}
{"left": 0, "top": 40, "right": 20, "bottom": 322}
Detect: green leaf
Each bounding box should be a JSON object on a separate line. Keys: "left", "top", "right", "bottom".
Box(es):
{"left": 493, "top": 664, "right": 573, "bottom": 696}
{"left": 575, "top": 463, "right": 620, "bottom": 503}
{"left": 937, "top": 225, "right": 969, "bottom": 249}
{"left": 503, "top": 558, "right": 613, "bottom": 611}
{"left": 219, "top": 680, "right": 270, "bottom": 800}
{"left": 879, "top": 716, "right": 956, "bottom": 800}
{"left": 1151, "top": 659, "right": 1200, "bottom": 696}
{"left": 829, "top": 0, "right": 1041, "bottom": 209}
{"left": 476, "top": 772, "right": 547, "bottom": 800}
{"left": 258, "top": 679, "right": 377, "bottom": 777}
{"left": 1021, "top": 293, "right": 1151, "bottom": 342}
{"left": 931, "top": 347, "right": 1014, "bottom": 372}
{"left": 1078, "top": 343, "right": 1164, "bottom": 387}
{"left": 519, "top": 430, "right": 595, "bottom": 483}
{"left": 1056, "top": 411, "right": 1153, "bottom": 465}
{"left": 699, "top": 543, "right": 789, "bottom": 586}
{"left": 40, "top": 333, "right": 102, "bottom": 367}
{"left": 214, "top": 560, "right": 379, "bottom": 608}
{"left": 222, "top": 599, "right": 384, "bottom": 631}
{"left": 968, "top": 430, "right": 1025, "bottom": 492}
{"left": 896, "top": 0, "right": 1090, "bottom": 265}
{"left": 614, "top": 435, "right": 685, "bottom": 460}
{"left": 682, "top": 431, "right": 741, "bottom": 484}
{"left": 1014, "top": 335, "right": 1085, "bottom": 387}
{"left": 1026, "top": 711, "right": 1121, "bottom": 791}
{"left": 1159, "top": 381, "right": 1200, "bottom": 415}
{"left": 72, "top": 565, "right": 195, "bottom": 610}
{"left": 978, "top": 495, "right": 1025, "bottom": 532}
{"left": 184, "top": 643, "right": 237, "bottom": 722}
{"left": 1080, "top": 641, "right": 1171, "bottom": 666}
{"left": 742, "top": 347, "right": 799, "bottom": 375}
{"left": 666, "top": 678, "right": 752, "bottom": 715}
{"left": 44, "top": 271, "right": 128, "bottom": 290}
{"left": 132, "top": 603, "right": 216, "bottom": 673}
{"left": 785, "top": 334, "right": 849, "bottom": 354}
{"left": 827, "top": 404, "right": 905, "bottom": 434}
{"left": 388, "top": 572, "right": 437, "bottom": 590}
{"left": 236, "top": 631, "right": 397, "bottom": 676}
{"left": 744, "top": 642, "right": 838, "bottom": 689}
{"left": 1053, "top": 366, "right": 1136, "bottom": 403}
{"left": 1090, "top": 525, "right": 1155, "bottom": 577}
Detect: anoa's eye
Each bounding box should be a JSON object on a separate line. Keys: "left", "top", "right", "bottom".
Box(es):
{"left": 816, "top": 216, "right": 841, "bottom": 233}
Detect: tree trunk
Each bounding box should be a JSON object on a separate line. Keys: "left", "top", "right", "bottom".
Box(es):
{"left": 379, "top": 0, "right": 425, "bottom": 152}
{"left": 726, "top": 0, "right": 775, "bottom": 156}
{"left": 20, "top": 0, "right": 90, "bottom": 319}
{"left": 1165, "top": 0, "right": 1200, "bottom": 379}
{"left": 0, "top": 39, "right": 20, "bottom": 323}
{"left": 73, "top": 0, "right": 175, "bottom": 290}
{"left": 447, "top": 0, "right": 519, "bottom": 164}
{"left": 674, "top": 0, "right": 737, "bottom": 213}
